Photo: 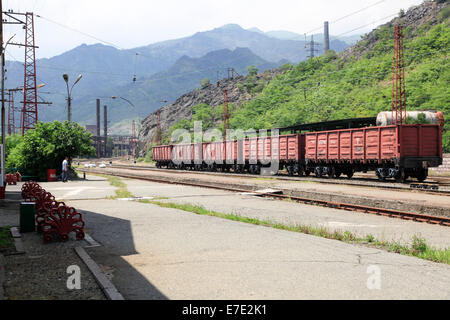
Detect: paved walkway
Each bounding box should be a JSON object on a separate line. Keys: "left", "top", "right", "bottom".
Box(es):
{"left": 124, "top": 179, "right": 450, "bottom": 249}
{"left": 6, "top": 177, "right": 449, "bottom": 299}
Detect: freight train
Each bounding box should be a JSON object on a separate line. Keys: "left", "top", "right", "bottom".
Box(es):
{"left": 152, "top": 112, "right": 444, "bottom": 183}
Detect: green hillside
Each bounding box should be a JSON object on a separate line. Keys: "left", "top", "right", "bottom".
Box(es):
{"left": 229, "top": 5, "right": 449, "bottom": 151}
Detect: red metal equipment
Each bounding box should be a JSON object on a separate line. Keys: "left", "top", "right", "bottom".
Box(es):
{"left": 7, "top": 90, "right": 15, "bottom": 135}
{"left": 5, "top": 174, "right": 17, "bottom": 185}
{"left": 223, "top": 90, "right": 230, "bottom": 141}
{"left": 21, "top": 182, "right": 85, "bottom": 243}
{"left": 392, "top": 25, "right": 406, "bottom": 125}
{"left": 154, "top": 110, "right": 162, "bottom": 145}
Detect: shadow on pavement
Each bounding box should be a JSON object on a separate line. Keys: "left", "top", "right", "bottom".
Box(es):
{"left": 78, "top": 208, "right": 168, "bottom": 300}
{"left": 1, "top": 190, "right": 167, "bottom": 300}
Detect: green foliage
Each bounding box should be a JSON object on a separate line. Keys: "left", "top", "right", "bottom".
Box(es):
{"left": 281, "top": 63, "right": 294, "bottom": 72}
{"left": 229, "top": 20, "right": 450, "bottom": 152}
{"left": 438, "top": 5, "right": 450, "bottom": 22}
{"left": 405, "top": 113, "right": 432, "bottom": 124}
{"left": 200, "top": 78, "right": 211, "bottom": 88}
{"left": 192, "top": 103, "right": 215, "bottom": 129}
{"left": 5, "top": 134, "right": 23, "bottom": 161}
{"left": 247, "top": 65, "right": 258, "bottom": 76}
{"left": 145, "top": 143, "right": 154, "bottom": 162}
{"left": 6, "top": 121, "right": 95, "bottom": 179}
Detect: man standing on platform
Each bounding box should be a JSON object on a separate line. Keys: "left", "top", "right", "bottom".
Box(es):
{"left": 62, "top": 156, "right": 69, "bottom": 183}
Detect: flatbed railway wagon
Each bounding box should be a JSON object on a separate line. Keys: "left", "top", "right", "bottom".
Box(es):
{"left": 304, "top": 124, "right": 443, "bottom": 182}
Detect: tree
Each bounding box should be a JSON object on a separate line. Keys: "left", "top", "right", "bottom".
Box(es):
{"left": 247, "top": 65, "right": 258, "bottom": 77}
{"left": 5, "top": 134, "right": 23, "bottom": 162}
{"left": 6, "top": 121, "right": 95, "bottom": 179}
{"left": 200, "top": 78, "right": 211, "bottom": 88}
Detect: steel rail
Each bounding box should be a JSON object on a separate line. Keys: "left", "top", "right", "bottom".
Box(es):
{"left": 80, "top": 168, "right": 450, "bottom": 227}
{"left": 109, "top": 164, "right": 450, "bottom": 196}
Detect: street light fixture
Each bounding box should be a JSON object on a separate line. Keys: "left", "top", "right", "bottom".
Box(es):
{"left": 63, "top": 73, "right": 83, "bottom": 123}
{"left": 111, "top": 96, "right": 135, "bottom": 108}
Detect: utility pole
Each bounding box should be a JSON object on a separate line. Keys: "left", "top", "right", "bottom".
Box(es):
{"left": 1, "top": 0, "right": 5, "bottom": 191}
{"left": 223, "top": 89, "right": 230, "bottom": 141}
{"left": 305, "top": 35, "right": 319, "bottom": 59}
{"left": 7, "top": 89, "right": 14, "bottom": 134}
{"left": 104, "top": 105, "right": 107, "bottom": 157}
{"left": 131, "top": 120, "right": 136, "bottom": 159}
{"left": 392, "top": 25, "right": 406, "bottom": 125}
{"left": 96, "top": 99, "right": 101, "bottom": 158}
{"left": 154, "top": 109, "right": 162, "bottom": 145}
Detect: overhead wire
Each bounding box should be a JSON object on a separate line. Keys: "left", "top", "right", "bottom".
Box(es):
{"left": 304, "top": 0, "right": 387, "bottom": 35}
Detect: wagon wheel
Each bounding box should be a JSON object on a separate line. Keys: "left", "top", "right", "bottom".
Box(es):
{"left": 315, "top": 167, "right": 323, "bottom": 178}
{"left": 395, "top": 168, "right": 406, "bottom": 183}
{"left": 328, "top": 167, "right": 336, "bottom": 178}
{"left": 346, "top": 170, "right": 354, "bottom": 179}
{"left": 297, "top": 166, "right": 304, "bottom": 177}
{"left": 416, "top": 169, "right": 428, "bottom": 183}
{"left": 287, "top": 166, "right": 294, "bottom": 177}
{"left": 304, "top": 170, "right": 311, "bottom": 177}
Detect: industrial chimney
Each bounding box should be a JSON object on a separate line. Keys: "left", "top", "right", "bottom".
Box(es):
{"left": 324, "top": 21, "right": 330, "bottom": 53}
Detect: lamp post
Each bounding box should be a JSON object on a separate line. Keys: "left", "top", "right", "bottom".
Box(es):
{"left": 63, "top": 73, "right": 83, "bottom": 123}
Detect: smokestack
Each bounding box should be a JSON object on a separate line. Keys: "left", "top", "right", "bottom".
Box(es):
{"left": 324, "top": 21, "right": 330, "bottom": 53}
{"left": 104, "top": 105, "right": 108, "bottom": 158}
{"left": 96, "top": 99, "right": 101, "bottom": 158}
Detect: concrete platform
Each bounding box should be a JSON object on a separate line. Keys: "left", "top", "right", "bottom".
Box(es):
{"left": 123, "top": 179, "right": 450, "bottom": 249}
{"left": 70, "top": 198, "right": 450, "bottom": 300}
{"left": 21, "top": 176, "right": 449, "bottom": 300}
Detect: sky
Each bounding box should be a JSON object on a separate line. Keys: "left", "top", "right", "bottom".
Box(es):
{"left": 3, "top": 0, "right": 424, "bottom": 61}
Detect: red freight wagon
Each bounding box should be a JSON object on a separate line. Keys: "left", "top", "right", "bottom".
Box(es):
{"left": 244, "top": 138, "right": 258, "bottom": 163}
{"left": 305, "top": 124, "right": 442, "bottom": 181}
{"left": 172, "top": 144, "right": 193, "bottom": 168}
{"left": 153, "top": 145, "right": 173, "bottom": 168}
{"left": 279, "top": 134, "right": 304, "bottom": 162}
{"left": 203, "top": 141, "right": 224, "bottom": 167}
{"left": 224, "top": 141, "right": 238, "bottom": 164}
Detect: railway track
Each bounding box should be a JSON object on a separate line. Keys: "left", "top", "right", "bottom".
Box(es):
{"left": 107, "top": 164, "right": 450, "bottom": 196}
{"left": 80, "top": 168, "right": 450, "bottom": 227}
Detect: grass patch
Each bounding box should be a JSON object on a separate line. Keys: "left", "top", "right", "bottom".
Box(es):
{"left": 0, "top": 227, "right": 14, "bottom": 251}
{"left": 140, "top": 200, "right": 450, "bottom": 265}
{"left": 105, "top": 175, "right": 134, "bottom": 199}
{"left": 253, "top": 177, "right": 276, "bottom": 181}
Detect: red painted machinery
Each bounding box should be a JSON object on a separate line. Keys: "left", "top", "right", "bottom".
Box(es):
{"left": 21, "top": 182, "right": 85, "bottom": 243}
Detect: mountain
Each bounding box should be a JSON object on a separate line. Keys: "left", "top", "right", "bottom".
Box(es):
{"left": 232, "top": 1, "right": 450, "bottom": 151}
{"left": 69, "top": 47, "right": 281, "bottom": 127}
{"left": 5, "top": 23, "right": 352, "bottom": 128}
{"left": 138, "top": 0, "right": 450, "bottom": 153}
{"left": 263, "top": 29, "right": 361, "bottom": 47}
{"left": 137, "top": 68, "right": 285, "bottom": 155}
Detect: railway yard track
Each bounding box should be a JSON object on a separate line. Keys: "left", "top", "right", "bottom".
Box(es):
{"left": 108, "top": 164, "right": 450, "bottom": 196}
{"left": 79, "top": 166, "right": 450, "bottom": 227}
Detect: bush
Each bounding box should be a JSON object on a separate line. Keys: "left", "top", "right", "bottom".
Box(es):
{"left": 6, "top": 121, "right": 95, "bottom": 179}
{"left": 200, "top": 78, "right": 211, "bottom": 88}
